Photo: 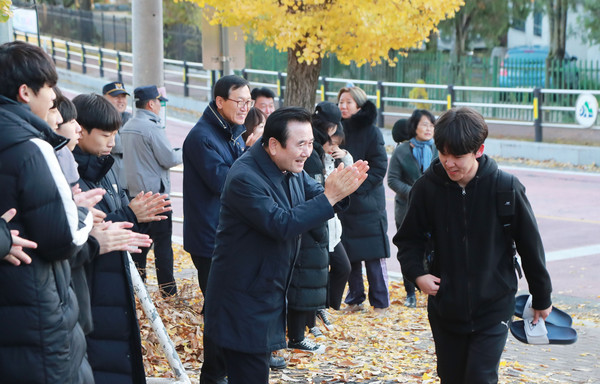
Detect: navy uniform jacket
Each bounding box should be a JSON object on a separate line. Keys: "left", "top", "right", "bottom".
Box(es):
{"left": 204, "top": 142, "right": 346, "bottom": 354}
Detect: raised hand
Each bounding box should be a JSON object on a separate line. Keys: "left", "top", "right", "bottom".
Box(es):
{"left": 128, "top": 191, "right": 172, "bottom": 223}
{"left": 323, "top": 160, "right": 369, "bottom": 206}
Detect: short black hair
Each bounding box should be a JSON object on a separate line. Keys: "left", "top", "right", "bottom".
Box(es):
{"left": 434, "top": 107, "right": 488, "bottom": 155}
{"left": 392, "top": 118, "right": 409, "bottom": 143}
{"left": 72, "top": 93, "right": 121, "bottom": 133}
{"left": 54, "top": 87, "right": 77, "bottom": 123}
{"left": 262, "top": 107, "right": 311, "bottom": 148}
{"left": 135, "top": 99, "right": 151, "bottom": 110}
{"left": 242, "top": 107, "right": 266, "bottom": 142}
{"left": 251, "top": 87, "right": 276, "bottom": 101}
{"left": 0, "top": 41, "right": 58, "bottom": 101}
{"left": 213, "top": 75, "right": 250, "bottom": 100}
{"left": 311, "top": 113, "right": 336, "bottom": 146}
{"left": 408, "top": 109, "right": 435, "bottom": 139}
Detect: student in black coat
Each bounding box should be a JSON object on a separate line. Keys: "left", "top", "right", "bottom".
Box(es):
{"left": 387, "top": 110, "right": 437, "bottom": 307}
{"left": 73, "top": 94, "right": 171, "bottom": 384}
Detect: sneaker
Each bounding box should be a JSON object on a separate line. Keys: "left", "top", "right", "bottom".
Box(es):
{"left": 288, "top": 338, "right": 326, "bottom": 354}
{"left": 316, "top": 309, "right": 334, "bottom": 331}
{"left": 309, "top": 326, "right": 326, "bottom": 340}
{"left": 373, "top": 307, "right": 388, "bottom": 316}
{"left": 404, "top": 295, "right": 417, "bottom": 308}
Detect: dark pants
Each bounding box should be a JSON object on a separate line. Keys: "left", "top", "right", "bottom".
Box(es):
{"left": 345, "top": 259, "right": 390, "bottom": 308}
{"left": 190, "top": 254, "right": 213, "bottom": 299}
{"left": 132, "top": 211, "right": 177, "bottom": 297}
{"left": 222, "top": 346, "right": 270, "bottom": 384}
{"left": 287, "top": 309, "right": 316, "bottom": 342}
{"left": 429, "top": 314, "right": 510, "bottom": 384}
{"left": 191, "top": 256, "right": 227, "bottom": 382}
{"left": 328, "top": 242, "right": 351, "bottom": 310}
{"left": 200, "top": 335, "right": 228, "bottom": 384}
{"left": 404, "top": 279, "right": 416, "bottom": 297}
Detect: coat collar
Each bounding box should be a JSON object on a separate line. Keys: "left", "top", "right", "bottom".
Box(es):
{"left": 72, "top": 145, "right": 115, "bottom": 184}
{"left": 0, "top": 95, "right": 69, "bottom": 151}
{"left": 203, "top": 100, "right": 246, "bottom": 141}
{"left": 134, "top": 108, "right": 161, "bottom": 125}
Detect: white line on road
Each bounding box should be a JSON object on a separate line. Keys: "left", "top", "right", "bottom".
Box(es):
{"left": 545, "top": 244, "right": 600, "bottom": 262}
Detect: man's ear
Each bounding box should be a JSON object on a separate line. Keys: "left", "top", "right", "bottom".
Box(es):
{"left": 16, "top": 84, "right": 32, "bottom": 104}
{"left": 267, "top": 137, "right": 280, "bottom": 156}
{"left": 475, "top": 144, "right": 485, "bottom": 158}
{"left": 215, "top": 96, "right": 225, "bottom": 110}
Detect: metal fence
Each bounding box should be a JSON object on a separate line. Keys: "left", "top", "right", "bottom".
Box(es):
{"left": 15, "top": 31, "right": 600, "bottom": 139}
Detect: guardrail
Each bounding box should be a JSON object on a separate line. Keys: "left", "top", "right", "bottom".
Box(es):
{"left": 16, "top": 30, "right": 600, "bottom": 140}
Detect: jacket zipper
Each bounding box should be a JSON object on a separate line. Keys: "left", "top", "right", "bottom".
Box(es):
{"left": 462, "top": 187, "right": 474, "bottom": 331}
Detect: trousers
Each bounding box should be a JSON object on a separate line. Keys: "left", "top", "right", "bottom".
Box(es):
{"left": 344, "top": 258, "right": 390, "bottom": 308}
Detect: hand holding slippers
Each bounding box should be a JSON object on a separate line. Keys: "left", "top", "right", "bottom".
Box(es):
{"left": 510, "top": 294, "right": 577, "bottom": 345}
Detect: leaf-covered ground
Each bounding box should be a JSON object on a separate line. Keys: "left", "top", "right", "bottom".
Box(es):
{"left": 138, "top": 244, "right": 600, "bottom": 384}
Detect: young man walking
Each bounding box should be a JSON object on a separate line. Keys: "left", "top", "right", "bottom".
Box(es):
{"left": 395, "top": 107, "right": 553, "bottom": 384}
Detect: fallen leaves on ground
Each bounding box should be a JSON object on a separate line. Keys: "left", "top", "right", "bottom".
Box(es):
{"left": 136, "top": 244, "right": 599, "bottom": 383}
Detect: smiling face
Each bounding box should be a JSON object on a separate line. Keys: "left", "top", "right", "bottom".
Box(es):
{"left": 268, "top": 120, "right": 313, "bottom": 174}
{"left": 57, "top": 119, "right": 82, "bottom": 151}
{"left": 338, "top": 92, "right": 360, "bottom": 119}
{"left": 216, "top": 85, "right": 252, "bottom": 125}
{"left": 438, "top": 144, "right": 484, "bottom": 188}
{"left": 415, "top": 115, "right": 434, "bottom": 141}
{"left": 19, "top": 84, "right": 55, "bottom": 121}
{"left": 78, "top": 128, "right": 117, "bottom": 157}
{"left": 255, "top": 96, "right": 275, "bottom": 117}
{"left": 105, "top": 93, "right": 128, "bottom": 114}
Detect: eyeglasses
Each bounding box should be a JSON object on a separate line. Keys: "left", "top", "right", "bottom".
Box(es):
{"left": 225, "top": 98, "right": 255, "bottom": 109}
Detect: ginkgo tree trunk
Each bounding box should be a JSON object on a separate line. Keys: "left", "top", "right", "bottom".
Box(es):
{"left": 187, "top": 0, "right": 463, "bottom": 111}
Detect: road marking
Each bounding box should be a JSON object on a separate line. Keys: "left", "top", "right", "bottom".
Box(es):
{"left": 536, "top": 215, "right": 600, "bottom": 225}
{"left": 545, "top": 244, "right": 600, "bottom": 262}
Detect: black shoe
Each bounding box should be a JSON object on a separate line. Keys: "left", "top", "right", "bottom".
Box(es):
{"left": 316, "top": 308, "right": 334, "bottom": 331}
{"left": 404, "top": 295, "right": 417, "bottom": 308}
{"left": 269, "top": 354, "right": 287, "bottom": 370}
{"left": 288, "top": 338, "right": 326, "bottom": 354}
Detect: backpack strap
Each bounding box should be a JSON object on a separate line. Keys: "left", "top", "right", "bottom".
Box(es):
{"left": 496, "top": 169, "right": 523, "bottom": 279}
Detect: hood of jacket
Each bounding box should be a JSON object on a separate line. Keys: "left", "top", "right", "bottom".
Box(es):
{"left": 202, "top": 100, "right": 246, "bottom": 143}
{"left": 425, "top": 153, "right": 498, "bottom": 189}
{"left": 342, "top": 100, "right": 378, "bottom": 131}
{"left": 72, "top": 145, "right": 115, "bottom": 184}
{"left": 0, "top": 95, "right": 69, "bottom": 153}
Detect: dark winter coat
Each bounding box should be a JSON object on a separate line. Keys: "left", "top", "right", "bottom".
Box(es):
{"left": 73, "top": 146, "right": 146, "bottom": 384}
{"left": 182, "top": 101, "right": 246, "bottom": 259}
{"left": 394, "top": 155, "right": 553, "bottom": 333}
{"left": 387, "top": 141, "right": 438, "bottom": 229}
{"left": 287, "top": 144, "right": 329, "bottom": 311}
{"left": 204, "top": 143, "right": 347, "bottom": 354}
{"left": 0, "top": 218, "right": 11, "bottom": 258}
{"left": 0, "top": 96, "right": 91, "bottom": 383}
{"left": 339, "top": 100, "right": 390, "bottom": 262}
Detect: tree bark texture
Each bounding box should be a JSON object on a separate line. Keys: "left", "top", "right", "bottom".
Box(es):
{"left": 546, "top": 0, "right": 568, "bottom": 88}
{"left": 285, "top": 46, "right": 322, "bottom": 111}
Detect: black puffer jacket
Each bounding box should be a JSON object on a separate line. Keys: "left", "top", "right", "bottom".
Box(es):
{"left": 287, "top": 144, "right": 329, "bottom": 311}
{"left": 339, "top": 101, "right": 390, "bottom": 262}
{"left": 73, "top": 146, "right": 146, "bottom": 384}
{"left": 395, "top": 155, "right": 552, "bottom": 333}
{"left": 0, "top": 96, "right": 91, "bottom": 383}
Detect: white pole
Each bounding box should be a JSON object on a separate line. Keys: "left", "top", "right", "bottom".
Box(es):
{"left": 127, "top": 252, "right": 191, "bottom": 384}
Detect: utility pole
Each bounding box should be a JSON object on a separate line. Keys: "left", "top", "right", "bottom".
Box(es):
{"left": 132, "top": 0, "right": 164, "bottom": 89}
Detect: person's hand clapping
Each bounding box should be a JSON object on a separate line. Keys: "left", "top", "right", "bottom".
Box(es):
{"left": 73, "top": 186, "right": 107, "bottom": 223}
{"left": 323, "top": 160, "right": 369, "bottom": 206}
{"left": 91, "top": 221, "right": 152, "bottom": 255}
{"left": 128, "top": 191, "right": 172, "bottom": 223}
{"left": 1, "top": 208, "right": 37, "bottom": 266}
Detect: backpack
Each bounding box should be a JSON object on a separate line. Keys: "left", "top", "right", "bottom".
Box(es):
{"left": 496, "top": 169, "right": 523, "bottom": 279}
